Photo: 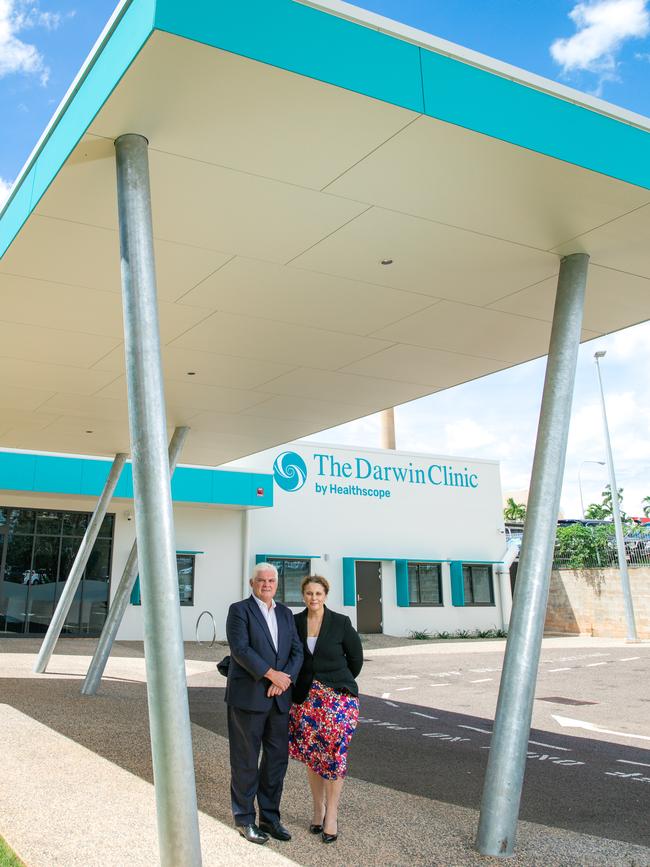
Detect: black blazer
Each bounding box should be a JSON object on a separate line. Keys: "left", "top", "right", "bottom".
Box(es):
{"left": 293, "top": 606, "right": 363, "bottom": 704}
{"left": 225, "top": 596, "right": 303, "bottom": 712}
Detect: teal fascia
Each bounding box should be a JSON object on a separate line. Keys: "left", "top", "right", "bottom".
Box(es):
{"left": 450, "top": 560, "right": 465, "bottom": 607}
{"left": 420, "top": 50, "right": 650, "bottom": 190}
{"left": 395, "top": 559, "right": 410, "bottom": 607}
{"left": 130, "top": 576, "right": 141, "bottom": 606}
{"left": 342, "top": 557, "right": 356, "bottom": 607}
{"left": 0, "top": 451, "right": 272, "bottom": 508}
{"left": 0, "top": 0, "right": 156, "bottom": 258}
{"left": 154, "top": 0, "right": 424, "bottom": 113}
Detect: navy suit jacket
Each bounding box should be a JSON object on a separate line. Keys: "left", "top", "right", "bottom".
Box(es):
{"left": 225, "top": 595, "right": 303, "bottom": 712}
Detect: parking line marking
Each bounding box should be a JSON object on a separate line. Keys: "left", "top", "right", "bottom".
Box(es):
{"left": 621, "top": 657, "right": 640, "bottom": 662}
{"left": 396, "top": 686, "right": 415, "bottom": 692}
{"left": 384, "top": 701, "right": 398, "bottom": 708}
{"left": 430, "top": 683, "right": 451, "bottom": 687}
{"left": 381, "top": 692, "right": 390, "bottom": 699}
{"left": 548, "top": 667, "right": 571, "bottom": 672}
{"left": 459, "top": 725, "right": 492, "bottom": 735}
{"left": 411, "top": 711, "right": 438, "bottom": 720}
{"left": 617, "top": 759, "right": 650, "bottom": 768}
{"left": 470, "top": 678, "right": 493, "bottom": 683}
{"left": 529, "top": 740, "right": 571, "bottom": 752}
{"left": 586, "top": 662, "right": 607, "bottom": 667}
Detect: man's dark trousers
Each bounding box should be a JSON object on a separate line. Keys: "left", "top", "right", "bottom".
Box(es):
{"left": 225, "top": 595, "right": 303, "bottom": 827}
{"left": 228, "top": 701, "right": 288, "bottom": 825}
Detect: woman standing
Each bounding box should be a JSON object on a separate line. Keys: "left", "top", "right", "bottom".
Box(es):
{"left": 289, "top": 575, "right": 364, "bottom": 843}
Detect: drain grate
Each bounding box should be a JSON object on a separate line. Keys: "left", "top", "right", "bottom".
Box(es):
{"left": 537, "top": 696, "right": 598, "bottom": 706}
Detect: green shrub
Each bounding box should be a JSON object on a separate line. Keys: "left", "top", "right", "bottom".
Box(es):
{"left": 408, "top": 628, "right": 433, "bottom": 640}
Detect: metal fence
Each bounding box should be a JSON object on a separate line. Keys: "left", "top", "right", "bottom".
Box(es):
{"left": 505, "top": 523, "right": 650, "bottom": 570}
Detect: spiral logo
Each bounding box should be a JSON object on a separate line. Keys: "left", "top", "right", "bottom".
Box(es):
{"left": 273, "top": 451, "right": 307, "bottom": 492}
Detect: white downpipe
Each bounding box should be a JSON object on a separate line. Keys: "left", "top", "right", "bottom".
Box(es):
{"left": 241, "top": 509, "right": 251, "bottom": 599}
{"left": 495, "top": 536, "right": 521, "bottom": 630}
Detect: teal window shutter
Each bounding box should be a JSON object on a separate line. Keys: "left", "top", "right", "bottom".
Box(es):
{"left": 255, "top": 554, "right": 267, "bottom": 564}
{"left": 130, "top": 575, "right": 141, "bottom": 606}
{"left": 395, "top": 559, "right": 409, "bottom": 607}
{"left": 342, "top": 558, "right": 356, "bottom": 606}
{"left": 450, "top": 561, "right": 465, "bottom": 606}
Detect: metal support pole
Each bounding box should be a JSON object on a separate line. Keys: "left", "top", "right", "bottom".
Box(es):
{"left": 476, "top": 253, "right": 589, "bottom": 857}
{"left": 81, "top": 426, "right": 190, "bottom": 696}
{"left": 114, "top": 133, "right": 202, "bottom": 866}
{"left": 33, "top": 452, "right": 127, "bottom": 674}
{"left": 594, "top": 353, "right": 638, "bottom": 641}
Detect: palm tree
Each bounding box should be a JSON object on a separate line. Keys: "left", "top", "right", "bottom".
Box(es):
{"left": 602, "top": 484, "right": 627, "bottom": 521}
{"left": 584, "top": 502, "right": 608, "bottom": 520}
{"left": 503, "top": 497, "right": 526, "bottom": 521}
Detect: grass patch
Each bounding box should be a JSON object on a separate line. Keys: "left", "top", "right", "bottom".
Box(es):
{"left": 0, "top": 835, "right": 25, "bottom": 867}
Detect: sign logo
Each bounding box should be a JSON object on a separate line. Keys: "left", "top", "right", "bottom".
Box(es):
{"left": 273, "top": 451, "right": 307, "bottom": 492}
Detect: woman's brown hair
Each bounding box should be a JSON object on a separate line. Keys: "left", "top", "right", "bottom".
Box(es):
{"left": 301, "top": 574, "right": 330, "bottom": 595}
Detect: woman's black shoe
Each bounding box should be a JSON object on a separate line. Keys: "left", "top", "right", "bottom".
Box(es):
{"left": 309, "top": 824, "right": 323, "bottom": 834}
{"left": 321, "top": 831, "right": 338, "bottom": 844}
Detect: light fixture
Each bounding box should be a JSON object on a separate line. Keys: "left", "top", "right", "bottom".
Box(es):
{"left": 85, "top": 430, "right": 93, "bottom": 434}
{"left": 380, "top": 258, "right": 393, "bottom": 266}
{"left": 187, "top": 371, "right": 196, "bottom": 376}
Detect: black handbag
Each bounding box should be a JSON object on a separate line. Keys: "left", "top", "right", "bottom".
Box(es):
{"left": 217, "top": 655, "right": 230, "bottom": 677}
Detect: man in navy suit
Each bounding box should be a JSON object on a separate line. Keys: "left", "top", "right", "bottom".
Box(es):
{"left": 225, "top": 562, "right": 303, "bottom": 845}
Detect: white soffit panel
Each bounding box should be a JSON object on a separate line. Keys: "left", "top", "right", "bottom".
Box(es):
{"left": 292, "top": 207, "right": 558, "bottom": 305}
{"left": 177, "top": 256, "right": 435, "bottom": 335}
{"left": 88, "top": 32, "right": 419, "bottom": 190}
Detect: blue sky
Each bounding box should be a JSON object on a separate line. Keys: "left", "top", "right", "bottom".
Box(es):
{"left": 1, "top": 0, "right": 649, "bottom": 517}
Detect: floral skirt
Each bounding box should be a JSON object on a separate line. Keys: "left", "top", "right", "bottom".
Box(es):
{"left": 288, "top": 680, "right": 359, "bottom": 780}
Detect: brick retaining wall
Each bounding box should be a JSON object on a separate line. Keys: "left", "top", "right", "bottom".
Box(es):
{"left": 545, "top": 567, "right": 650, "bottom": 638}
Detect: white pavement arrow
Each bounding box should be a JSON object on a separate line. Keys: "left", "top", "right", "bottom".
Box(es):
{"left": 552, "top": 714, "right": 650, "bottom": 742}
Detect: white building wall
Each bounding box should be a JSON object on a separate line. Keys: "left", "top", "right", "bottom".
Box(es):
{"left": 233, "top": 442, "right": 508, "bottom": 635}
{"left": 0, "top": 491, "right": 244, "bottom": 642}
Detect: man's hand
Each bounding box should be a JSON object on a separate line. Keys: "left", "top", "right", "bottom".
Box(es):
{"left": 264, "top": 668, "right": 291, "bottom": 691}
{"left": 267, "top": 684, "right": 283, "bottom": 697}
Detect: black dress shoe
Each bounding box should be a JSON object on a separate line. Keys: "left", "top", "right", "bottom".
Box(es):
{"left": 236, "top": 824, "right": 269, "bottom": 845}
{"left": 259, "top": 820, "right": 292, "bottom": 841}
{"left": 309, "top": 824, "right": 323, "bottom": 834}
{"left": 321, "top": 830, "right": 338, "bottom": 844}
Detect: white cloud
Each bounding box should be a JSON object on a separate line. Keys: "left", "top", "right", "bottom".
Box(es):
{"left": 0, "top": 0, "right": 65, "bottom": 84}
{"left": 550, "top": 0, "right": 650, "bottom": 79}
{"left": 0, "top": 175, "right": 12, "bottom": 208}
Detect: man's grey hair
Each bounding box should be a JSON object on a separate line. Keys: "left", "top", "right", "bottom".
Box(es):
{"left": 251, "top": 562, "right": 278, "bottom": 581}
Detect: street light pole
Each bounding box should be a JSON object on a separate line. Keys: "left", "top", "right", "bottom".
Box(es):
{"left": 578, "top": 460, "right": 605, "bottom": 518}
{"left": 594, "top": 351, "right": 638, "bottom": 642}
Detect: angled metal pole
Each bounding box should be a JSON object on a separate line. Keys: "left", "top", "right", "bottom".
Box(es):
{"left": 476, "top": 253, "right": 589, "bottom": 857}
{"left": 81, "top": 426, "right": 190, "bottom": 696}
{"left": 594, "top": 352, "right": 638, "bottom": 641}
{"left": 33, "top": 452, "right": 127, "bottom": 674}
{"left": 115, "top": 134, "right": 202, "bottom": 866}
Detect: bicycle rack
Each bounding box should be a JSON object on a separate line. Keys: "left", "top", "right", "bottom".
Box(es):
{"left": 195, "top": 610, "right": 217, "bottom": 647}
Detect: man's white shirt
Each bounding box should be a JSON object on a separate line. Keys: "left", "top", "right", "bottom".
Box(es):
{"left": 253, "top": 594, "right": 278, "bottom": 651}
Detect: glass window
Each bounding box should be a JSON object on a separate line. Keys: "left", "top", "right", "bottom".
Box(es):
{"left": 62, "top": 512, "right": 88, "bottom": 536}
{"left": 35, "top": 511, "right": 62, "bottom": 536}
{"left": 408, "top": 562, "right": 443, "bottom": 606}
{"left": 462, "top": 564, "right": 495, "bottom": 606}
{"left": 176, "top": 554, "right": 195, "bottom": 606}
{"left": 0, "top": 506, "right": 114, "bottom": 635}
{"left": 267, "top": 557, "right": 310, "bottom": 606}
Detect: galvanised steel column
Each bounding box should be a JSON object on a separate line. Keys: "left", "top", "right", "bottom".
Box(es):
{"left": 476, "top": 253, "right": 589, "bottom": 857}
{"left": 594, "top": 352, "right": 638, "bottom": 641}
{"left": 81, "top": 426, "right": 190, "bottom": 696}
{"left": 115, "top": 134, "right": 202, "bottom": 867}
{"left": 34, "top": 452, "right": 127, "bottom": 674}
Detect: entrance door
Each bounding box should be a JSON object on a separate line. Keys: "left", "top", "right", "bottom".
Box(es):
{"left": 355, "top": 561, "right": 382, "bottom": 634}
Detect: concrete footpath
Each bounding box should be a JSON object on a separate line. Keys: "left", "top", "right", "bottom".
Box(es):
{"left": 0, "top": 635, "right": 648, "bottom": 867}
